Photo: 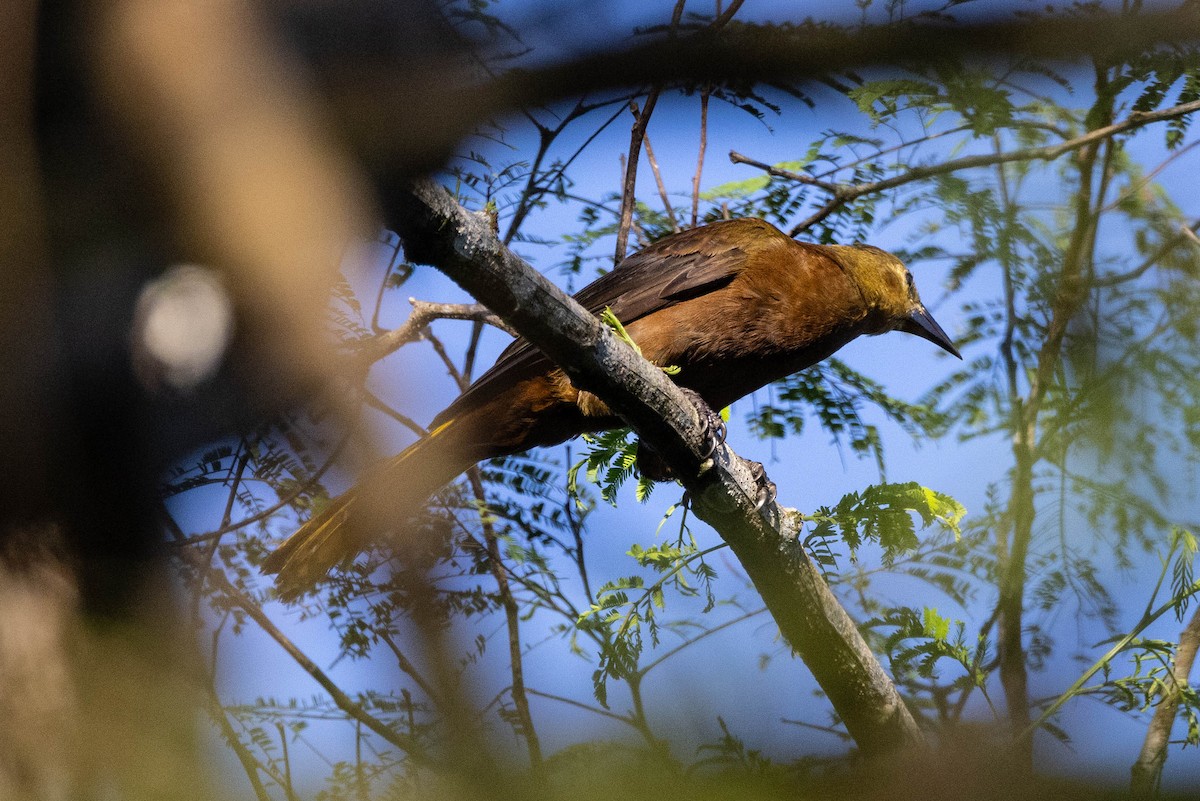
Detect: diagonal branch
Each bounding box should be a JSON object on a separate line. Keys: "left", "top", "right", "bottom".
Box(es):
{"left": 388, "top": 178, "right": 925, "bottom": 758}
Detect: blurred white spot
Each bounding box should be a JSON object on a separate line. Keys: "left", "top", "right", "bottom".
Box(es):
{"left": 133, "top": 264, "right": 235, "bottom": 391}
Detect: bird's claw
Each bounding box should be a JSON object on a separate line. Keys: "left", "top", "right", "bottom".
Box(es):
{"left": 636, "top": 389, "right": 726, "bottom": 481}
{"left": 679, "top": 387, "right": 726, "bottom": 459}
{"left": 747, "top": 460, "right": 777, "bottom": 513}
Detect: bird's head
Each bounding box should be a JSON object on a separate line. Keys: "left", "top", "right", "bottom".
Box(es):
{"left": 829, "top": 245, "right": 962, "bottom": 359}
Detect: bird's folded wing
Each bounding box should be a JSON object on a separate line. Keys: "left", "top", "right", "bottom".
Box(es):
{"left": 432, "top": 219, "right": 776, "bottom": 424}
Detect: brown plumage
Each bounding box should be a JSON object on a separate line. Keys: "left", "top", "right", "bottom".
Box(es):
{"left": 264, "top": 218, "right": 959, "bottom": 598}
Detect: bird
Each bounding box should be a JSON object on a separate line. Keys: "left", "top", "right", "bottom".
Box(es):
{"left": 263, "top": 217, "right": 960, "bottom": 598}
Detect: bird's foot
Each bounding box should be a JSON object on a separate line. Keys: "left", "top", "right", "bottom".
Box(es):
{"left": 747, "top": 460, "right": 777, "bottom": 512}
{"left": 678, "top": 387, "right": 726, "bottom": 459}
{"left": 635, "top": 388, "right": 727, "bottom": 482}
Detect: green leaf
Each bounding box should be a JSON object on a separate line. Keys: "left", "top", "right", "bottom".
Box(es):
{"left": 804, "top": 482, "right": 965, "bottom": 563}
{"left": 922, "top": 607, "right": 951, "bottom": 641}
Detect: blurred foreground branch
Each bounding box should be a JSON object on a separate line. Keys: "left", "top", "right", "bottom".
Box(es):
{"left": 1130, "top": 607, "right": 1200, "bottom": 798}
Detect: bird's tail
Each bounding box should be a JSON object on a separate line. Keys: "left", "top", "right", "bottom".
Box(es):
{"left": 263, "top": 419, "right": 475, "bottom": 600}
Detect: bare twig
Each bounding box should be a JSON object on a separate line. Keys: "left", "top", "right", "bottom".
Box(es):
{"left": 712, "top": 0, "right": 746, "bottom": 27}
{"left": 638, "top": 607, "right": 764, "bottom": 676}
{"left": 377, "top": 629, "right": 441, "bottom": 705}
{"left": 208, "top": 703, "right": 274, "bottom": 800}
{"left": 507, "top": 97, "right": 636, "bottom": 243}
{"left": 642, "top": 131, "right": 679, "bottom": 231}
{"left": 372, "top": 234, "right": 405, "bottom": 333}
{"left": 198, "top": 444, "right": 251, "bottom": 571}
{"left": 466, "top": 469, "right": 544, "bottom": 772}
{"left": 363, "top": 389, "right": 427, "bottom": 437}
{"left": 811, "top": 124, "right": 973, "bottom": 181}
{"left": 691, "top": 86, "right": 710, "bottom": 228}
{"left": 204, "top": 666, "right": 273, "bottom": 801}
{"left": 1099, "top": 139, "right": 1200, "bottom": 215}
{"left": 728, "top": 151, "right": 842, "bottom": 193}
{"left": 614, "top": 0, "right": 690, "bottom": 261}
{"left": 354, "top": 299, "right": 514, "bottom": 369}
{"left": 615, "top": 95, "right": 661, "bottom": 263}
{"left": 524, "top": 687, "right": 637, "bottom": 726}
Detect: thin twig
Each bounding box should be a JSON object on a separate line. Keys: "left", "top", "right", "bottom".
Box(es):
{"left": 710, "top": 0, "right": 745, "bottom": 28}
{"left": 505, "top": 96, "right": 635, "bottom": 245}
{"left": 355, "top": 299, "right": 514, "bottom": 369}
{"left": 613, "top": 0, "right": 689, "bottom": 260}
{"left": 372, "top": 234, "right": 405, "bottom": 333}
{"left": 615, "top": 95, "right": 661, "bottom": 263}
{"left": 691, "top": 86, "right": 710, "bottom": 228}
{"left": 524, "top": 687, "right": 638, "bottom": 726}
{"left": 363, "top": 389, "right": 427, "bottom": 437}
{"left": 638, "top": 607, "right": 764, "bottom": 676}
{"left": 277, "top": 722, "right": 298, "bottom": 801}
{"left": 811, "top": 124, "right": 973, "bottom": 181}
{"left": 780, "top": 717, "right": 854, "bottom": 741}
{"left": 204, "top": 621, "right": 274, "bottom": 801}
{"left": 377, "top": 629, "right": 441, "bottom": 704}
{"left": 205, "top": 688, "right": 274, "bottom": 801}
{"left": 199, "top": 444, "right": 251, "bottom": 568}
{"left": 163, "top": 510, "right": 425, "bottom": 758}
{"left": 642, "top": 131, "right": 679, "bottom": 231}
{"left": 180, "top": 529, "right": 424, "bottom": 757}
{"left": 728, "top": 151, "right": 843, "bottom": 192}
{"left": 1098, "top": 138, "right": 1200, "bottom": 215}
{"left": 466, "top": 468, "right": 544, "bottom": 772}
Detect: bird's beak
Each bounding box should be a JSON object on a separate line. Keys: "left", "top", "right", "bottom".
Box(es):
{"left": 900, "top": 306, "right": 962, "bottom": 359}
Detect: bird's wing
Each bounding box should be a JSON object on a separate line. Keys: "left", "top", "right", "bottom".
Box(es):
{"left": 433, "top": 219, "right": 781, "bottom": 425}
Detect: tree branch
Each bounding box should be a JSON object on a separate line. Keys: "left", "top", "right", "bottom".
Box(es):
{"left": 616, "top": 96, "right": 661, "bottom": 263}
{"left": 466, "top": 469, "right": 544, "bottom": 771}
{"left": 204, "top": 674, "right": 273, "bottom": 801}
